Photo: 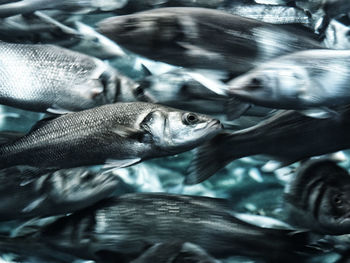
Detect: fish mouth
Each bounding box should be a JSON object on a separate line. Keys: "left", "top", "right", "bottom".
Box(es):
{"left": 208, "top": 119, "right": 223, "bottom": 129}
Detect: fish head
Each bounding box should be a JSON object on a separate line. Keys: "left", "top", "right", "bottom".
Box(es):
{"left": 228, "top": 64, "right": 309, "bottom": 108}
{"left": 311, "top": 162, "right": 350, "bottom": 234}
{"left": 318, "top": 182, "right": 350, "bottom": 234}
{"left": 98, "top": 11, "right": 186, "bottom": 55}
{"left": 140, "top": 107, "right": 222, "bottom": 153}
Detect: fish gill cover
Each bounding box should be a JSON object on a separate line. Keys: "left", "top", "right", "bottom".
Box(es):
{"left": 0, "top": 0, "right": 349, "bottom": 263}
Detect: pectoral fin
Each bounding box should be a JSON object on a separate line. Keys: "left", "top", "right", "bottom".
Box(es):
{"left": 104, "top": 158, "right": 141, "bottom": 169}
{"left": 298, "top": 107, "right": 339, "bottom": 119}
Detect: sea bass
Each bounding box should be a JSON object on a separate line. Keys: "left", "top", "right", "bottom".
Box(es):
{"left": 0, "top": 102, "right": 221, "bottom": 170}
{"left": 0, "top": 41, "right": 137, "bottom": 114}
{"left": 0, "top": 0, "right": 129, "bottom": 17}
{"left": 187, "top": 106, "right": 350, "bottom": 184}
{"left": 284, "top": 159, "right": 350, "bottom": 235}
{"left": 0, "top": 167, "right": 120, "bottom": 221}
{"left": 2, "top": 193, "right": 315, "bottom": 262}
{"left": 98, "top": 7, "right": 322, "bottom": 74}
{"left": 226, "top": 49, "right": 350, "bottom": 118}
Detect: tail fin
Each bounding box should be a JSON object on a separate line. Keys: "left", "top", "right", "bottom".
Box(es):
{"left": 185, "top": 132, "right": 238, "bottom": 185}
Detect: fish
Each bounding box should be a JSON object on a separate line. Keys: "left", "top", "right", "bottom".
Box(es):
{"left": 186, "top": 106, "right": 350, "bottom": 184}
{"left": 0, "top": 166, "right": 120, "bottom": 221}
{"left": 0, "top": 41, "right": 138, "bottom": 114}
{"left": 0, "top": 102, "right": 222, "bottom": 170}
{"left": 284, "top": 159, "right": 350, "bottom": 235}
{"left": 0, "top": 13, "right": 126, "bottom": 59}
{"left": 98, "top": 7, "right": 323, "bottom": 74}
{"left": 2, "top": 193, "right": 317, "bottom": 262}
{"left": 226, "top": 49, "right": 350, "bottom": 118}
{"left": 0, "top": 0, "right": 129, "bottom": 18}
{"left": 131, "top": 242, "right": 221, "bottom": 263}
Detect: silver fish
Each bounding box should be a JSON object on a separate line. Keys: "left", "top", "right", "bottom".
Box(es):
{"left": 0, "top": 41, "right": 137, "bottom": 114}
{"left": 0, "top": 102, "right": 221, "bottom": 170}
{"left": 284, "top": 159, "right": 350, "bottom": 235}
{"left": 186, "top": 107, "right": 350, "bottom": 184}
{"left": 0, "top": 167, "right": 119, "bottom": 221}
{"left": 226, "top": 49, "right": 350, "bottom": 118}
{"left": 6, "top": 193, "right": 315, "bottom": 262}
{"left": 219, "top": 2, "right": 311, "bottom": 25}
{"left": 0, "top": 0, "right": 129, "bottom": 17}
{"left": 98, "top": 7, "right": 322, "bottom": 74}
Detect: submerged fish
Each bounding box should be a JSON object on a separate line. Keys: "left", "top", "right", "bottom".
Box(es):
{"left": 226, "top": 49, "right": 350, "bottom": 118}
{"left": 2, "top": 193, "right": 316, "bottom": 262}
{"left": 0, "top": 102, "right": 221, "bottom": 170}
{"left": 0, "top": 41, "right": 137, "bottom": 114}
{"left": 284, "top": 159, "right": 350, "bottom": 235}
{"left": 98, "top": 7, "right": 322, "bottom": 74}
{"left": 219, "top": 2, "right": 311, "bottom": 25}
{"left": 0, "top": 167, "right": 119, "bottom": 221}
{"left": 0, "top": 0, "right": 129, "bottom": 17}
{"left": 187, "top": 106, "right": 350, "bottom": 184}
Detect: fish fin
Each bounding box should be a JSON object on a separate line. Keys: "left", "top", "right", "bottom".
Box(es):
{"left": 0, "top": 131, "right": 25, "bottom": 145}
{"left": 111, "top": 126, "right": 152, "bottom": 143}
{"left": 261, "top": 159, "right": 295, "bottom": 173}
{"left": 225, "top": 98, "right": 251, "bottom": 120}
{"left": 186, "top": 71, "right": 229, "bottom": 96}
{"left": 141, "top": 64, "right": 152, "bottom": 77}
{"left": 186, "top": 142, "right": 230, "bottom": 185}
{"left": 298, "top": 107, "right": 338, "bottom": 119}
{"left": 46, "top": 106, "right": 73, "bottom": 115}
{"left": 22, "top": 196, "right": 47, "bottom": 213}
{"left": 103, "top": 158, "right": 141, "bottom": 169}
{"left": 232, "top": 213, "right": 293, "bottom": 229}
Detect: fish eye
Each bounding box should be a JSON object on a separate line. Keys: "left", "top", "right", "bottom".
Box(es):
{"left": 247, "top": 78, "right": 263, "bottom": 90}
{"left": 183, "top": 113, "right": 199, "bottom": 125}
{"left": 92, "top": 37, "right": 99, "bottom": 43}
{"left": 333, "top": 194, "right": 344, "bottom": 207}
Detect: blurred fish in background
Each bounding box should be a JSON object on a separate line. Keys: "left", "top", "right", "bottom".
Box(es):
{"left": 0, "top": 0, "right": 350, "bottom": 263}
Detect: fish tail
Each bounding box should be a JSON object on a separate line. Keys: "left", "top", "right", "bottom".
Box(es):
{"left": 185, "top": 132, "right": 246, "bottom": 185}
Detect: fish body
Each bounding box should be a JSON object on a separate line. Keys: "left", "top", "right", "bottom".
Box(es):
{"left": 98, "top": 7, "right": 322, "bottom": 73}
{"left": 187, "top": 107, "right": 350, "bottom": 184}
{"left": 0, "top": 167, "right": 120, "bottom": 221}
{"left": 21, "top": 193, "right": 314, "bottom": 262}
{"left": 0, "top": 41, "right": 135, "bottom": 113}
{"left": 227, "top": 49, "right": 350, "bottom": 113}
{"left": 219, "top": 2, "right": 311, "bottom": 25}
{"left": 284, "top": 159, "right": 350, "bottom": 235}
{"left": 0, "top": 102, "right": 221, "bottom": 169}
{"left": 0, "top": 0, "right": 129, "bottom": 17}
